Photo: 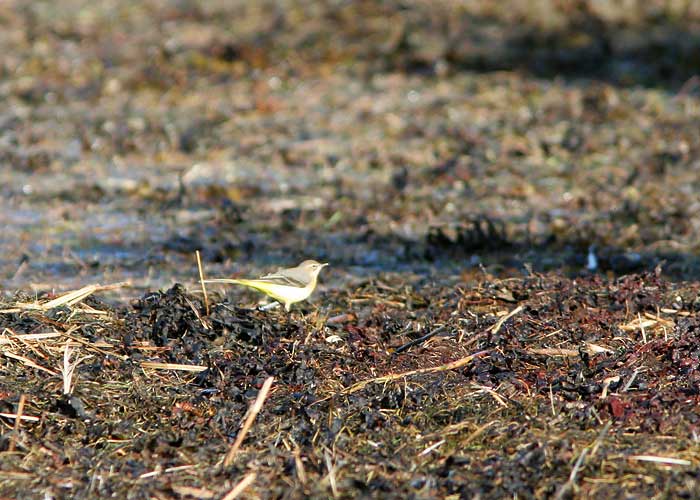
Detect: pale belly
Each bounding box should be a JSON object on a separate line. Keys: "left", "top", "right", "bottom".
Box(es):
{"left": 239, "top": 280, "right": 312, "bottom": 305}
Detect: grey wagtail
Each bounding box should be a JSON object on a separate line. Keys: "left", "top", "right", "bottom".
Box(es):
{"left": 204, "top": 260, "right": 328, "bottom": 311}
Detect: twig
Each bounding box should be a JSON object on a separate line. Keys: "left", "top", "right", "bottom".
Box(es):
{"left": 0, "top": 331, "right": 62, "bottom": 343}
{"left": 527, "top": 348, "right": 578, "bottom": 357}
{"left": 489, "top": 305, "right": 524, "bottom": 334}
{"left": 3, "top": 352, "right": 58, "bottom": 376}
{"left": 0, "top": 282, "right": 131, "bottom": 313}
{"left": 471, "top": 384, "right": 508, "bottom": 407}
{"left": 170, "top": 485, "right": 216, "bottom": 499}
{"left": 4, "top": 328, "right": 50, "bottom": 359}
{"left": 393, "top": 325, "right": 447, "bottom": 354}
{"left": 324, "top": 450, "right": 339, "bottom": 498}
{"left": 221, "top": 473, "right": 257, "bottom": 500}
{"left": 622, "top": 368, "right": 640, "bottom": 392}
{"left": 196, "top": 250, "right": 210, "bottom": 316}
{"left": 223, "top": 376, "right": 275, "bottom": 466}
{"left": 342, "top": 350, "right": 488, "bottom": 395}
{"left": 45, "top": 283, "right": 128, "bottom": 310}
{"left": 185, "top": 296, "right": 210, "bottom": 330}
{"left": 589, "top": 421, "right": 612, "bottom": 458}
{"left": 62, "top": 341, "right": 92, "bottom": 395}
{"left": 600, "top": 376, "right": 620, "bottom": 399}
{"left": 554, "top": 448, "right": 589, "bottom": 500}
{"left": 294, "top": 446, "right": 307, "bottom": 484}
{"left": 554, "top": 421, "right": 611, "bottom": 500}
{"left": 0, "top": 412, "right": 39, "bottom": 423}
{"left": 419, "top": 439, "right": 445, "bottom": 456}
{"left": 549, "top": 383, "right": 556, "bottom": 416}
{"left": 45, "top": 285, "right": 102, "bottom": 310}
{"left": 259, "top": 301, "right": 280, "bottom": 311}
{"left": 462, "top": 420, "right": 498, "bottom": 445}
{"left": 424, "top": 419, "right": 498, "bottom": 442}
{"left": 140, "top": 361, "right": 208, "bottom": 373}
{"left": 8, "top": 394, "right": 26, "bottom": 453}
{"left": 138, "top": 464, "right": 197, "bottom": 479}
{"left": 60, "top": 330, "right": 129, "bottom": 360}
{"left": 10, "top": 256, "right": 29, "bottom": 281}
{"left": 61, "top": 341, "right": 93, "bottom": 395}
{"left": 628, "top": 455, "right": 691, "bottom": 466}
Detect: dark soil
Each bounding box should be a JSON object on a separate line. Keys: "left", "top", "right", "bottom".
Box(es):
{"left": 2, "top": 1, "right": 700, "bottom": 498}
{"left": 3, "top": 271, "right": 700, "bottom": 498}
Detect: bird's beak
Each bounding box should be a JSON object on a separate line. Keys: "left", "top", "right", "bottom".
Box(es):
{"left": 321, "top": 263, "right": 329, "bottom": 268}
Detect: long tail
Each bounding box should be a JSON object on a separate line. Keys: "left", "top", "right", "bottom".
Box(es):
{"left": 203, "top": 278, "right": 271, "bottom": 293}
{"left": 202, "top": 279, "right": 245, "bottom": 284}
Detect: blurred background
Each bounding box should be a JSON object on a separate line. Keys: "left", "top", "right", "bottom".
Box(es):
{"left": 1, "top": 0, "right": 700, "bottom": 296}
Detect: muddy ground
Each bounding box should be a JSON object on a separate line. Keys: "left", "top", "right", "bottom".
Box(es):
{"left": 2, "top": 1, "right": 700, "bottom": 498}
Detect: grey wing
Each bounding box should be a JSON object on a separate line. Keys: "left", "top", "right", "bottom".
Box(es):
{"left": 258, "top": 271, "right": 307, "bottom": 287}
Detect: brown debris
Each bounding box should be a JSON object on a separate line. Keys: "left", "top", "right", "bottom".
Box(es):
{"left": 1, "top": 272, "right": 700, "bottom": 497}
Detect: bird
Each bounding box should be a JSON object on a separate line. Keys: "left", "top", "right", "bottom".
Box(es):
{"left": 204, "top": 260, "right": 329, "bottom": 311}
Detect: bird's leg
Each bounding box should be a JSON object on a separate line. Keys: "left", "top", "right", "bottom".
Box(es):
{"left": 259, "top": 301, "right": 281, "bottom": 312}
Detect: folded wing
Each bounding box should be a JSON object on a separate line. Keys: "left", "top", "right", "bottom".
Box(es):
{"left": 257, "top": 272, "right": 307, "bottom": 288}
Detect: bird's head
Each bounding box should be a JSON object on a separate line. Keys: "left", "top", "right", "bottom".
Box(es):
{"left": 299, "top": 260, "right": 329, "bottom": 279}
